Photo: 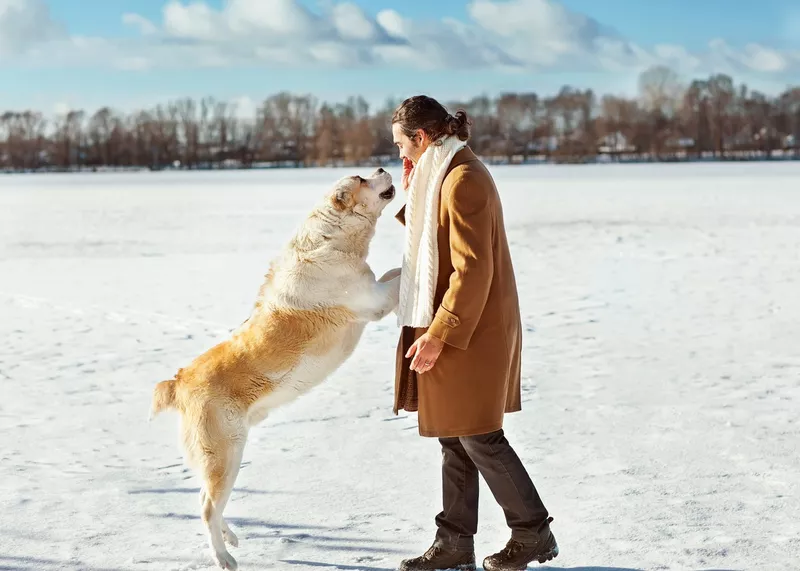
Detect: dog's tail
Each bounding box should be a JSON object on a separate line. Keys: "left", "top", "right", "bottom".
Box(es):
{"left": 150, "top": 379, "right": 177, "bottom": 420}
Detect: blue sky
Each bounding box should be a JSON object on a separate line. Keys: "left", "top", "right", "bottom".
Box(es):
{"left": 2, "top": 0, "right": 799, "bottom": 116}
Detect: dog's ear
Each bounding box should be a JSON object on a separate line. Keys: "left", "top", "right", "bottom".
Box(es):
{"left": 331, "top": 180, "right": 355, "bottom": 211}
{"left": 333, "top": 188, "right": 349, "bottom": 210}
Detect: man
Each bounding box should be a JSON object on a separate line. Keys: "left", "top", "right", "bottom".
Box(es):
{"left": 390, "top": 95, "right": 558, "bottom": 571}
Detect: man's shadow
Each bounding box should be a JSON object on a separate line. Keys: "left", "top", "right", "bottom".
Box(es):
{"left": 280, "top": 562, "right": 674, "bottom": 571}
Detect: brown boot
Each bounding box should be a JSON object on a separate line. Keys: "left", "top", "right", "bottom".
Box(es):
{"left": 399, "top": 544, "right": 477, "bottom": 571}
{"left": 482, "top": 518, "right": 558, "bottom": 571}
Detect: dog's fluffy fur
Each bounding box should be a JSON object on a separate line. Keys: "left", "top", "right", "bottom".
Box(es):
{"left": 150, "top": 169, "right": 400, "bottom": 570}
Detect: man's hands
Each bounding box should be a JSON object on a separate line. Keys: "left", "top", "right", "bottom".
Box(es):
{"left": 401, "top": 157, "right": 414, "bottom": 191}
{"left": 406, "top": 332, "right": 444, "bottom": 375}
{"left": 400, "top": 156, "right": 441, "bottom": 375}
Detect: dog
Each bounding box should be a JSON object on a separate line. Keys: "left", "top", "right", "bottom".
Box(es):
{"left": 149, "top": 168, "right": 400, "bottom": 570}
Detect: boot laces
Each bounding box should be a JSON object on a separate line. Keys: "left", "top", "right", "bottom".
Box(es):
{"left": 423, "top": 546, "right": 442, "bottom": 561}
{"left": 502, "top": 539, "right": 525, "bottom": 558}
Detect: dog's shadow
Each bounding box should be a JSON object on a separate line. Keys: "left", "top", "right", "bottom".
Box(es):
{"left": 149, "top": 514, "right": 740, "bottom": 571}
{"left": 153, "top": 512, "right": 327, "bottom": 530}
{"left": 128, "top": 486, "right": 275, "bottom": 496}
{"left": 153, "top": 512, "right": 404, "bottom": 556}
{"left": 280, "top": 561, "right": 394, "bottom": 571}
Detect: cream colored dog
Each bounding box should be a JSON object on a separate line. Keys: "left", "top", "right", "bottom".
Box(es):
{"left": 150, "top": 168, "right": 400, "bottom": 570}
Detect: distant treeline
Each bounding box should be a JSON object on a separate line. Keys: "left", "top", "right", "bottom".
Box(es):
{"left": 2, "top": 66, "right": 799, "bottom": 172}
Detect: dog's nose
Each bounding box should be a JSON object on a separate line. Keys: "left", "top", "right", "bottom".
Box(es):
{"left": 376, "top": 167, "right": 386, "bottom": 174}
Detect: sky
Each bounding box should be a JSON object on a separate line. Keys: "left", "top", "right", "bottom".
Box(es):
{"left": 2, "top": 0, "right": 800, "bottom": 117}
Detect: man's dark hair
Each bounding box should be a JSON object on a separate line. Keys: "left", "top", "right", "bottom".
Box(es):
{"left": 392, "top": 95, "right": 471, "bottom": 142}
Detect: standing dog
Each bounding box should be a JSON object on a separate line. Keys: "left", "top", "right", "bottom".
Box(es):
{"left": 150, "top": 169, "right": 400, "bottom": 570}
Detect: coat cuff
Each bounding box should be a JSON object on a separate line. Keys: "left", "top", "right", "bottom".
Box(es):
{"left": 427, "top": 306, "right": 470, "bottom": 350}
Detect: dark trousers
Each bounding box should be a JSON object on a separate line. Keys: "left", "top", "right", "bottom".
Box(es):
{"left": 433, "top": 429, "right": 549, "bottom": 552}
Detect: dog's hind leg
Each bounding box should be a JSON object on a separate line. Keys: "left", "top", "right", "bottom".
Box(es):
{"left": 198, "top": 459, "right": 240, "bottom": 547}
{"left": 219, "top": 443, "right": 244, "bottom": 548}
{"left": 200, "top": 461, "right": 236, "bottom": 569}
{"left": 200, "top": 439, "right": 246, "bottom": 570}
{"left": 195, "top": 411, "right": 247, "bottom": 570}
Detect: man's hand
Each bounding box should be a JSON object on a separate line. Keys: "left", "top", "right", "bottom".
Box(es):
{"left": 406, "top": 332, "right": 444, "bottom": 374}
{"left": 401, "top": 157, "right": 414, "bottom": 191}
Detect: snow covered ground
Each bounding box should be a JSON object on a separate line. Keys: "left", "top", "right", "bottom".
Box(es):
{"left": 1, "top": 162, "right": 799, "bottom": 571}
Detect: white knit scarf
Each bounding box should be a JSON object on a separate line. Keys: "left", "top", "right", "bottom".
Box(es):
{"left": 397, "top": 135, "right": 467, "bottom": 328}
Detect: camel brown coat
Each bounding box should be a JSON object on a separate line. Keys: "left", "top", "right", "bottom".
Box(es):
{"left": 393, "top": 146, "right": 523, "bottom": 438}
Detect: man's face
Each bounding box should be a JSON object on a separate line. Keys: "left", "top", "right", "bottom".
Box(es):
{"left": 392, "top": 123, "right": 428, "bottom": 164}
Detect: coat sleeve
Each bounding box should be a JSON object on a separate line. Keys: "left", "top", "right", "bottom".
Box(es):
{"left": 426, "top": 170, "right": 494, "bottom": 350}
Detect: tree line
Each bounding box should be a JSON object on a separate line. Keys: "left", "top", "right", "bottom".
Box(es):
{"left": 2, "top": 66, "right": 799, "bottom": 172}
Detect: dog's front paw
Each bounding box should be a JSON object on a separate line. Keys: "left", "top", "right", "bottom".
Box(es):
{"left": 223, "top": 524, "right": 239, "bottom": 548}
{"left": 213, "top": 549, "right": 238, "bottom": 570}
{"left": 378, "top": 267, "right": 401, "bottom": 283}
{"left": 387, "top": 275, "right": 401, "bottom": 304}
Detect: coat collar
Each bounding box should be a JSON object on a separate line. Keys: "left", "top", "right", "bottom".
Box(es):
{"left": 446, "top": 145, "right": 477, "bottom": 173}
{"left": 393, "top": 144, "right": 477, "bottom": 224}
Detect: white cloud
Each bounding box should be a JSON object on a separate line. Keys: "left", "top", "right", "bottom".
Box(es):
{"left": 470, "top": 0, "right": 583, "bottom": 45}
{"left": 253, "top": 46, "right": 300, "bottom": 66}
{"left": 122, "top": 13, "right": 157, "bottom": 36}
{"left": 163, "top": 0, "right": 218, "bottom": 40}
{"left": 307, "top": 41, "right": 361, "bottom": 66}
{"left": 332, "top": 2, "right": 379, "bottom": 41}
{"left": 0, "top": 0, "right": 64, "bottom": 58}
{"left": 654, "top": 44, "right": 702, "bottom": 72}
{"left": 160, "top": 0, "right": 330, "bottom": 42}
{"left": 115, "top": 55, "right": 152, "bottom": 71}
{"left": 467, "top": 0, "right": 633, "bottom": 69}
{"left": 227, "top": 0, "right": 322, "bottom": 37}
{"left": 738, "top": 44, "right": 788, "bottom": 73}
{"left": 375, "top": 10, "right": 407, "bottom": 39}
{"left": 2, "top": 0, "right": 799, "bottom": 86}
{"left": 460, "top": 0, "right": 800, "bottom": 76}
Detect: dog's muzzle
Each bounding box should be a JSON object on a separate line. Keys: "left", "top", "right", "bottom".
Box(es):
{"left": 379, "top": 185, "right": 395, "bottom": 200}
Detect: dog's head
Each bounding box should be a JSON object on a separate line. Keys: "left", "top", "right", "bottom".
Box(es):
{"left": 328, "top": 168, "right": 395, "bottom": 222}
{"left": 295, "top": 168, "right": 395, "bottom": 258}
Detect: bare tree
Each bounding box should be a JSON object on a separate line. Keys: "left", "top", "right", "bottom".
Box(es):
{"left": 548, "top": 87, "right": 595, "bottom": 162}
{"left": 598, "top": 96, "right": 640, "bottom": 158}
{"left": 174, "top": 98, "right": 198, "bottom": 168}
{"left": 638, "top": 65, "right": 682, "bottom": 158}
{"left": 50, "top": 110, "right": 86, "bottom": 169}
{"left": 314, "top": 103, "right": 336, "bottom": 166}
{"left": 3, "top": 74, "right": 800, "bottom": 171}
{"left": 496, "top": 93, "right": 526, "bottom": 163}
{"left": 639, "top": 66, "right": 683, "bottom": 115}
{"left": 707, "top": 74, "right": 736, "bottom": 157}
{"left": 336, "top": 96, "right": 374, "bottom": 166}
{"left": 682, "top": 80, "right": 712, "bottom": 157}
{"left": 777, "top": 88, "right": 800, "bottom": 157}
{"left": 87, "top": 107, "right": 118, "bottom": 167}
